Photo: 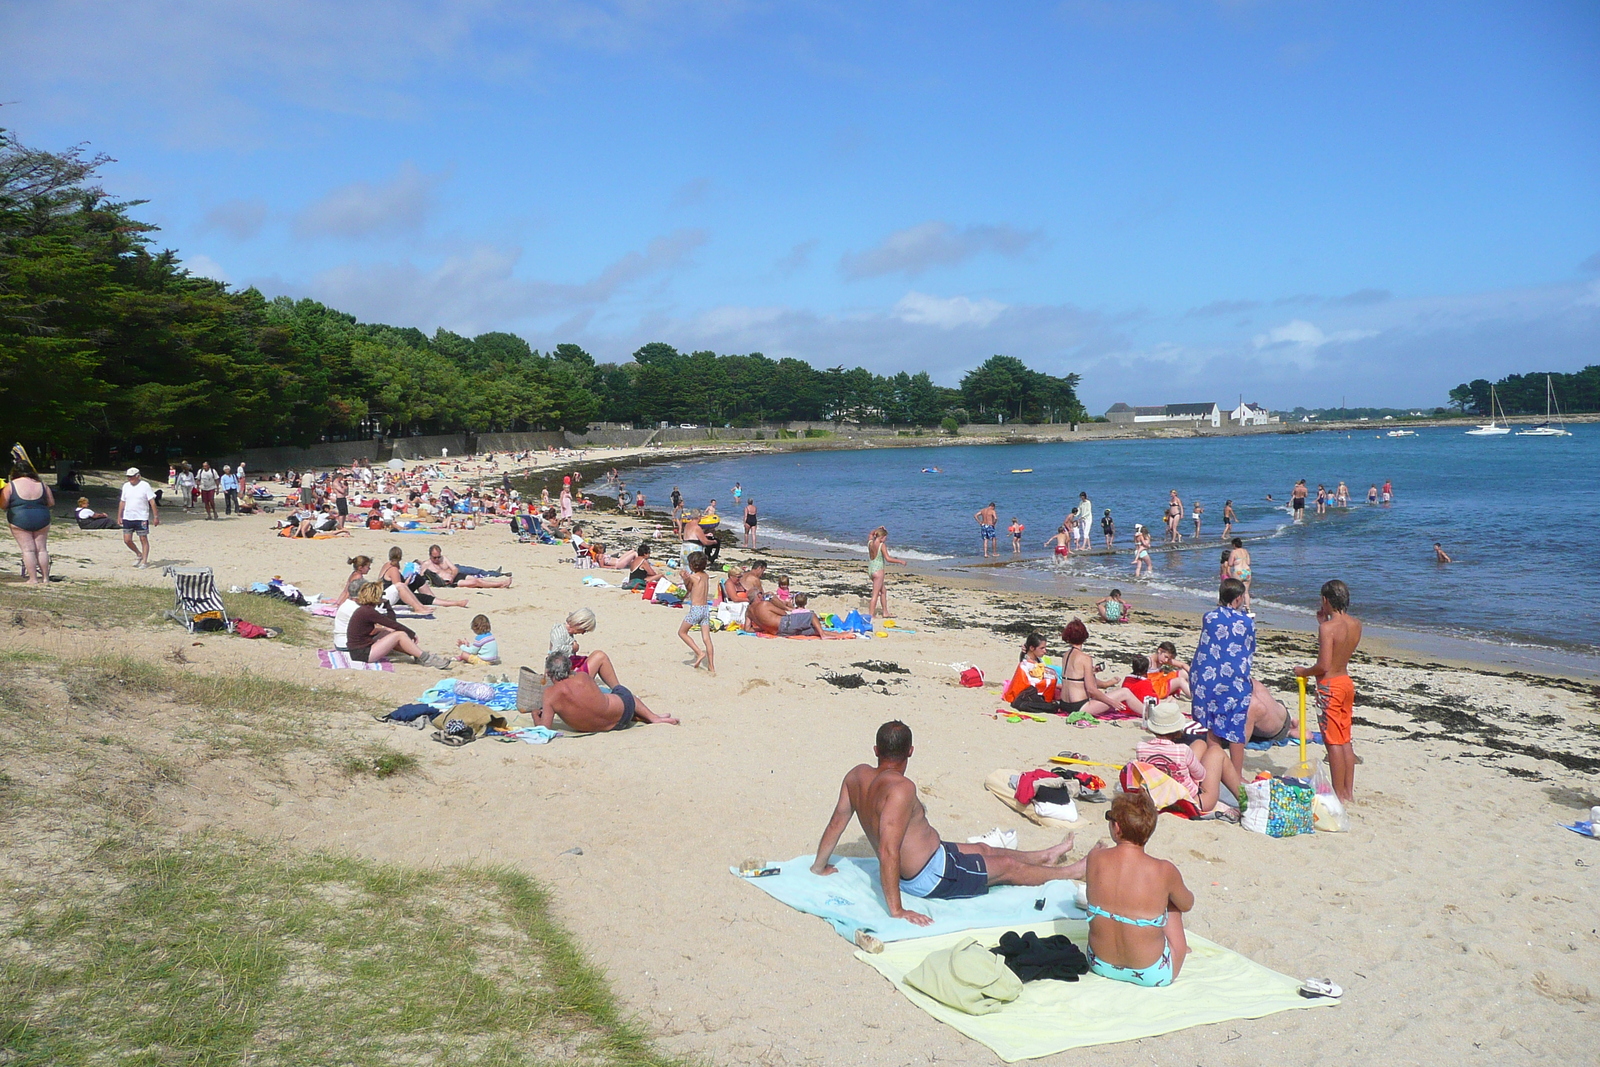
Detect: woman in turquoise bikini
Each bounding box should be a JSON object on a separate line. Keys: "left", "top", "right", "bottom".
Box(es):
{"left": 1083, "top": 791, "right": 1193, "bottom": 987}
{"left": 866, "top": 526, "right": 905, "bottom": 620}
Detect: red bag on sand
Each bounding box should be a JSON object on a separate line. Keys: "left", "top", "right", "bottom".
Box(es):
{"left": 642, "top": 579, "right": 659, "bottom": 600}
{"left": 960, "top": 667, "right": 985, "bottom": 688}
{"left": 233, "top": 619, "right": 268, "bottom": 639}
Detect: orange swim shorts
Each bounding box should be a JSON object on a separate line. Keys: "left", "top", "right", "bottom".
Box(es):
{"left": 1317, "top": 675, "right": 1355, "bottom": 746}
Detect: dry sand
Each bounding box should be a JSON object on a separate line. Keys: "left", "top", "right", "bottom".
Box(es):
{"left": 11, "top": 451, "right": 1600, "bottom": 1066}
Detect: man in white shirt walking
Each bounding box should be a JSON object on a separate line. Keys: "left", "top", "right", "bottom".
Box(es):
{"left": 117, "top": 468, "right": 160, "bottom": 568}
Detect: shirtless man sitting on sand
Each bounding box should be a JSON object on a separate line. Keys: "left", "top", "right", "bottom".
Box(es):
{"left": 537, "top": 651, "right": 679, "bottom": 731}
{"left": 811, "top": 721, "right": 1091, "bottom": 925}
{"left": 739, "top": 560, "right": 769, "bottom": 600}
{"left": 746, "top": 595, "right": 790, "bottom": 635}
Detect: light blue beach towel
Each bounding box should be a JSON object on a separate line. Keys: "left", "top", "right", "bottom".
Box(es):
{"left": 731, "top": 854, "right": 1086, "bottom": 943}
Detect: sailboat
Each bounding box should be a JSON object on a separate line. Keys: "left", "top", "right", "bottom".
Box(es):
{"left": 1515, "top": 375, "right": 1572, "bottom": 437}
{"left": 1465, "top": 385, "right": 1511, "bottom": 436}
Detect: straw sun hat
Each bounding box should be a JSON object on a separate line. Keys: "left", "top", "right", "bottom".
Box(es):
{"left": 1144, "top": 698, "right": 1188, "bottom": 735}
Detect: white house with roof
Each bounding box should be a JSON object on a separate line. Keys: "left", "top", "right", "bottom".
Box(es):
{"left": 1228, "top": 401, "right": 1278, "bottom": 426}
{"left": 1105, "top": 402, "right": 1222, "bottom": 428}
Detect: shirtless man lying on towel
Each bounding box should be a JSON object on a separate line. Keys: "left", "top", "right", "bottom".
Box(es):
{"left": 811, "top": 721, "right": 1090, "bottom": 925}
{"left": 538, "top": 651, "right": 679, "bottom": 731}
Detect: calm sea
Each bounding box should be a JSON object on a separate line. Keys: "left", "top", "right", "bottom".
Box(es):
{"left": 609, "top": 426, "right": 1600, "bottom": 668}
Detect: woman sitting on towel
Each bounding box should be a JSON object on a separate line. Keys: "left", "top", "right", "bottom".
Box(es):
{"left": 345, "top": 582, "right": 451, "bottom": 668}
{"left": 1083, "top": 790, "right": 1194, "bottom": 987}
{"left": 333, "top": 555, "right": 373, "bottom": 607}
{"left": 379, "top": 546, "right": 467, "bottom": 613}
{"left": 549, "top": 608, "right": 624, "bottom": 688}
{"left": 1058, "top": 619, "right": 1146, "bottom": 719}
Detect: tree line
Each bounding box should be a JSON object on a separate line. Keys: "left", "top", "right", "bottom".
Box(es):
{"left": 1448, "top": 367, "right": 1600, "bottom": 417}
{"left": 0, "top": 128, "right": 1086, "bottom": 459}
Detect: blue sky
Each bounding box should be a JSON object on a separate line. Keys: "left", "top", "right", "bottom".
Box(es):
{"left": 4, "top": 1, "right": 1598, "bottom": 411}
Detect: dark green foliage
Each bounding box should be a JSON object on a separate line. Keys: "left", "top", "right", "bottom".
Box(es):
{"left": 959, "top": 355, "right": 1085, "bottom": 424}
{"left": 1449, "top": 368, "right": 1599, "bottom": 416}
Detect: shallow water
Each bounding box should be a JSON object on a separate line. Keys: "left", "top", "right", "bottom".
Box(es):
{"left": 600, "top": 425, "right": 1600, "bottom": 659}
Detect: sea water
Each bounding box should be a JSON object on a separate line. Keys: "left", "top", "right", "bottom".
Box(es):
{"left": 609, "top": 426, "right": 1600, "bottom": 664}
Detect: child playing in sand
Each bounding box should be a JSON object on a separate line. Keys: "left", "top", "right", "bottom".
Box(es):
{"left": 455, "top": 614, "right": 500, "bottom": 665}
{"left": 677, "top": 551, "right": 715, "bottom": 674}
{"left": 1096, "top": 589, "right": 1132, "bottom": 624}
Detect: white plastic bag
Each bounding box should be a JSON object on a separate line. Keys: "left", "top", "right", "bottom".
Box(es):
{"left": 1240, "top": 778, "right": 1273, "bottom": 835}
{"left": 1310, "top": 761, "right": 1349, "bottom": 833}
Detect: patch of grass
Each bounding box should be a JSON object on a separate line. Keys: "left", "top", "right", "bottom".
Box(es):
{"left": 0, "top": 836, "right": 688, "bottom": 1066}
{"left": 0, "top": 653, "right": 691, "bottom": 1067}
{"left": 0, "top": 578, "right": 313, "bottom": 646}
{"left": 342, "top": 748, "right": 420, "bottom": 779}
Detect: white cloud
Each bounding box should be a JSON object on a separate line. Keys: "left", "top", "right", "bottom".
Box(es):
{"left": 1248, "top": 319, "right": 1379, "bottom": 372}
{"left": 182, "top": 254, "right": 230, "bottom": 282}
{"left": 892, "top": 291, "right": 1007, "bottom": 329}
{"left": 840, "top": 221, "right": 1042, "bottom": 279}
{"left": 293, "top": 163, "right": 443, "bottom": 240}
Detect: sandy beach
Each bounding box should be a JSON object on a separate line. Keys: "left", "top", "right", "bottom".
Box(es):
{"left": 6, "top": 451, "right": 1599, "bottom": 1066}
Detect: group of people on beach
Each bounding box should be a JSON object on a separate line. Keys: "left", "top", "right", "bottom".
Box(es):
{"left": 812, "top": 572, "right": 1363, "bottom": 988}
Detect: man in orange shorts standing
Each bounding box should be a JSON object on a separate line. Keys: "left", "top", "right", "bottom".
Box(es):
{"left": 1295, "top": 579, "right": 1363, "bottom": 803}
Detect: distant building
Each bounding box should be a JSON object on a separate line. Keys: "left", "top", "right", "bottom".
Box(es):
{"left": 1105, "top": 402, "right": 1222, "bottom": 428}
{"left": 1227, "top": 401, "right": 1278, "bottom": 426}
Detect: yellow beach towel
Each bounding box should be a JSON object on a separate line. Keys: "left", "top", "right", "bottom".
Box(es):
{"left": 856, "top": 918, "right": 1337, "bottom": 1060}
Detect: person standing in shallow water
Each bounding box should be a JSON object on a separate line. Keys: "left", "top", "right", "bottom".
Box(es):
{"left": 974, "top": 501, "right": 998, "bottom": 557}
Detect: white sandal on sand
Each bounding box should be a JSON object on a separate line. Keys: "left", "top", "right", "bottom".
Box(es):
{"left": 1299, "top": 978, "right": 1342, "bottom": 999}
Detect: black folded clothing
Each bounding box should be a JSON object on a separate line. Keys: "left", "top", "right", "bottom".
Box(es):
{"left": 990, "top": 930, "right": 1090, "bottom": 982}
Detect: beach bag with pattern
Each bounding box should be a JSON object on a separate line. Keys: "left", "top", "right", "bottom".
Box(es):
{"left": 1241, "top": 777, "right": 1314, "bottom": 837}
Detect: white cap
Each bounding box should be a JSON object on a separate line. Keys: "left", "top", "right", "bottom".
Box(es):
{"left": 126, "top": 467, "right": 141, "bottom": 476}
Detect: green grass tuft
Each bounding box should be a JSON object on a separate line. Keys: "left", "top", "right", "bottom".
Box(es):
{"left": 342, "top": 748, "right": 420, "bottom": 779}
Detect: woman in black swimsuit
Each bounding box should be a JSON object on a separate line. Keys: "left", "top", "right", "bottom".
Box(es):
{"left": 4, "top": 450, "right": 54, "bottom": 585}
{"left": 380, "top": 546, "right": 467, "bottom": 612}
{"left": 743, "top": 500, "right": 758, "bottom": 549}
{"left": 1059, "top": 618, "right": 1145, "bottom": 718}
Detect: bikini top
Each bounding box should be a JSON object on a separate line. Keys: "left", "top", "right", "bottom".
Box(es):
{"left": 1084, "top": 902, "right": 1167, "bottom": 927}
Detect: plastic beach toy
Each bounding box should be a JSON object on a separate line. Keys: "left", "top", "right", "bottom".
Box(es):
{"left": 1559, "top": 820, "right": 1598, "bottom": 839}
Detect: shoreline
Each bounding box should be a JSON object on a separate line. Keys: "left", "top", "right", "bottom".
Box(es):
{"left": 564, "top": 449, "right": 1600, "bottom": 685}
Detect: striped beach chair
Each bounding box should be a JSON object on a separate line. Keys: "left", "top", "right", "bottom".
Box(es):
{"left": 162, "top": 566, "right": 231, "bottom": 633}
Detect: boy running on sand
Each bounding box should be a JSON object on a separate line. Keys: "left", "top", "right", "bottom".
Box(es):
{"left": 1295, "top": 579, "right": 1363, "bottom": 803}
{"left": 677, "top": 550, "right": 715, "bottom": 674}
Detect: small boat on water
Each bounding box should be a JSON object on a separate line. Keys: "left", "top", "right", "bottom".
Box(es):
{"left": 1465, "top": 386, "right": 1511, "bottom": 436}
{"left": 1010, "top": 468, "right": 1033, "bottom": 474}
{"left": 1515, "top": 375, "right": 1573, "bottom": 437}
{"left": 1386, "top": 429, "right": 1417, "bottom": 437}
